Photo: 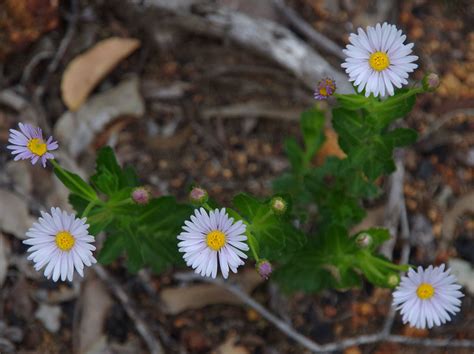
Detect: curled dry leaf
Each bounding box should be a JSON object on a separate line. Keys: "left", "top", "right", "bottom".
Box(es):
{"left": 216, "top": 333, "right": 249, "bottom": 354}
{"left": 313, "top": 128, "right": 346, "bottom": 166}
{"left": 0, "top": 189, "right": 35, "bottom": 240}
{"left": 441, "top": 191, "right": 474, "bottom": 251}
{"left": 161, "top": 270, "right": 262, "bottom": 315}
{"left": 55, "top": 76, "right": 145, "bottom": 158}
{"left": 61, "top": 37, "right": 141, "bottom": 111}
{"left": 77, "top": 275, "right": 113, "bottom": 354}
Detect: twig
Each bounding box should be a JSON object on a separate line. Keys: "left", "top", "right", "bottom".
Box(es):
{"left": 175, "top": 272, "right": 474, "bottom": 352}
{"left": 94, "top": 265, "right": 165, "bottom": 354}
{"left": 123, "top": 0, "right": 353, "bottom": 93}
{"left": 272, "top": 0, "right": 344, "bottom": 60}
{"left": 418, "top": 108, "right": 474, "bottom": 141}
{"left": 380, "top": 150, "right": 405, "bottom": 260}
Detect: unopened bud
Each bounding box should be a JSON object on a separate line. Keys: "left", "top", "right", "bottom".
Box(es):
{"left": 387, "top": 274, "right": 400, "bottom": 287}
{"left": 270, "top": 196, "right": 287, "bottom": 215}
{"left": 314, "top": 77, "right": 336, "bottom": 100}
{"left": 132, "top": 187, "right": 151, "bottom": 205}
{"left": 423, "top": 73, "right": 440, "bottom": 91}
{"left": 189, "top": 186, "right": 208, "bottom": 205}
{"left": 355, "top": 233, "right": 372, "bottom": 248}
{"left": 256, "top": 259, "right": 272, "bottom": 280}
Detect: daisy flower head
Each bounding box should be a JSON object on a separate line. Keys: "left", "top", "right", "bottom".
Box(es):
{"left": 178, "top": 208, "right": 249, "bottom": 279}
{"left": 314, "top": 77, "right": 336, "bottom": 100}
{"left": 341, "top": 23, "right": 418, "bottom": 97}
{"left": 24, "top": 207, "right": 97, "bottom": 282}
{"left": 392, "top": 264, "right": 464, "bottom": 329}
{"left": 7, "top": 122, "right": 58, "bottom": 167}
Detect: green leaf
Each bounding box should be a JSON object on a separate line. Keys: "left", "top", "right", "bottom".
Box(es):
{"left": 352, "top": 228, "right": 390, "bottom": 252}
{"left": 274, "top": 226, "right": 360, "bottom": 292}
{"left": 383, "top": 128, "right": 418, "bottom": 148}
{"left": 300, "top": 108, "right": 325, "bottom": 160}
{"left": 233, "top": 193, "right": 306, "bottom": 259}
{"left": 284, "top": 138, "right": 305, "bottom": 174}
{"left": 53, "top": 166, "right": 97, "bottom": 202}
{"left": 91, "top": 147, "right": 139, "bottom": 195}
{"left": 98, "top": 233, "right": 125, "bottom": 264}
{"left": 332, "top": 108, "right": 370, "bottom": 153}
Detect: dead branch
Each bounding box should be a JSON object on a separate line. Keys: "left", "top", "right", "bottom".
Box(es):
{"left": 175, "top": 272, "right": 474, "bottom": 352}
{"left": 272, "top": 0, "right": 345, "bottom": 60}
{"left": 380, "top": 151, "right": 405, "bottom": 259}
{"left": 201, "top": 101, "right": 302, "bottom": 121}
{"left": 93, "top": 265, "right": 165, "bottom": 354}
{"left": 125, "top": 0, "right": 353, "bottom": 93}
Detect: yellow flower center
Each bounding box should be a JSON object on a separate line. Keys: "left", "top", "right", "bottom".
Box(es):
{"left": 55, "top": 231, "right": 75, "bottom": 251}
{"left": 206, "top": 230, "right": 226, "bottom": 251}
{"left": 369, "top": 51, "right": 390, "bottom": 71}
{"left": 319, "top": 86, "right": 328, "bottom": 96}
{"left": 27, "top": 138, "right": 47, "bottom": 156}
{"left": 416, "top": 283, "right": 435, "bottom": 300}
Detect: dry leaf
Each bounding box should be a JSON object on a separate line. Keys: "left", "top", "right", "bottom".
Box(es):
{"left": 441, "top": 191, "right": 474, "bottom": 250}
{"left": 314, "top": 128, "right": 346, "bottom": 166}
{"left": 61, "top": 37, "right": 140, "bottom": 111}
{"left": 216, "top": 334, "right": 249, "bottom": 354}
{"left": 77, "top": 274, "right": 113, "bottom": 354}
{"left": 161, "top": 270, "right": 262, "bottom": 314}
{"left": 55, "top": 76, "right": 145, "bottom": 158}
{"left": 0, "top": 189, "right": 35, "bottom": 239}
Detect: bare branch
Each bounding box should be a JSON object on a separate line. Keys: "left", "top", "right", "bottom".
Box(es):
{"left": 124, "top": 0, "right": 353, "bottom": 93}
{"left": 94, "top": 265, "right": 165, "bottom": 354}
{"left": 272, "top": 0, "right": 344, "bottom": 60}
{"left": 175, "top": 272, "right": 474, "bottom": 352}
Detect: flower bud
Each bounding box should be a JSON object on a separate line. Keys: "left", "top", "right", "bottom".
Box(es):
{"left": 132, "top": 187, "right": 151, "bottom": 205}
{"left": 270, "top": 196, "right": 287, "bottom": 215}
{"left": 387, "top": 273, "right": 400, "bottom": 287}
{"left": 355, "top": 233, "right": 372, "bottom": 248}
{"left": 422, "top": 73, "right": 440, "bottom": 91}
{"left": 189, "top": 186, "right": 208, "bottom": 205}
{"left": 314, "top": 77, "right": 336, "bottom": 100}
{"left": 256, "top": 259, "right": 272, "bottom": 280}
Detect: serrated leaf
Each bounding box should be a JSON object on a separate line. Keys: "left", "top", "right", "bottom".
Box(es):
{"left": 284, "top": 138, "right": 305, "bottom": 174}
{"left": 233, "top": 193, "right": 306, "bottom": 259}
{"left": 300, "top": 108, "right": 325, "bottom": 159}
{"left": 98, "top": 233, "right": 125, "bottom": 264}
{"left": 383, "top": 128, "right": 418, "bottom": 148}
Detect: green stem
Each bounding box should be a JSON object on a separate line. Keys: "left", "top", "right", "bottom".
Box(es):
{"left": 50, "top": 159, "right": 98, "bottom": 202}
{"left": 82, "top": 200, "right": 97, "bottom": 218}
{"left": 247, "top": 231, "right": 260, "bottom": 261}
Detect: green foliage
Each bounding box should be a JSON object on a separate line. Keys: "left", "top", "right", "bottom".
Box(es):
{"left": 272, "top": 85, "right": 424, "bottom": 292}
{"left": 66, "top": 146, "right": 192, "bottom": 273}
{"left": 55, "top": 82, "right": 426, "bottom": 294}
{"left": 233, "top": 193, "right": 306, "bottom": 260}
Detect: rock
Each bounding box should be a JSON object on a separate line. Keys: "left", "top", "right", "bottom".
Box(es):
{"left": 35, "top": 304, "right": 62, "bottom": 333}
{"left": 0, "top": 189, "right": 35, "bottom": 239}
{"left": 54, "top": 76, "right": 145, "bottom": 158}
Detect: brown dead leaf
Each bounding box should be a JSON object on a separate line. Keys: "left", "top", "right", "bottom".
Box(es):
{"left": 441, "top": 191, "right": 474, "bottom": 250}
{"left": 216, "top": 333, "right": 249, "bottom": 354}
{"left": 61, "top": 37, "right": 140, "bottom": 111}
{"left": 351, "top": 206, "right": 385, "bottom": 235}
{"left": 77, "top": 274, "right": 113, "bottom": 354}
{"left": 161, "top": 270, "right": 262, "bottom": 314}
{"left": 313, "top": 128, "right": 346, "bottom": 166}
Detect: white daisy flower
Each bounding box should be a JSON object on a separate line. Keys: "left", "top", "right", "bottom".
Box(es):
{"left": 392, "top": 264, "right": 464, "bottom": 329}
{"left": 7, "top": 122, "right": 59, "bottom": 168}
{"left": 178, "top": 208, "right": 249, "bottom": 279}
{"left": 24, "top": 207, "right": 97, "bottom": 282}
{"left": 341, "top": 22, "right": 418, "bottom": 97}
